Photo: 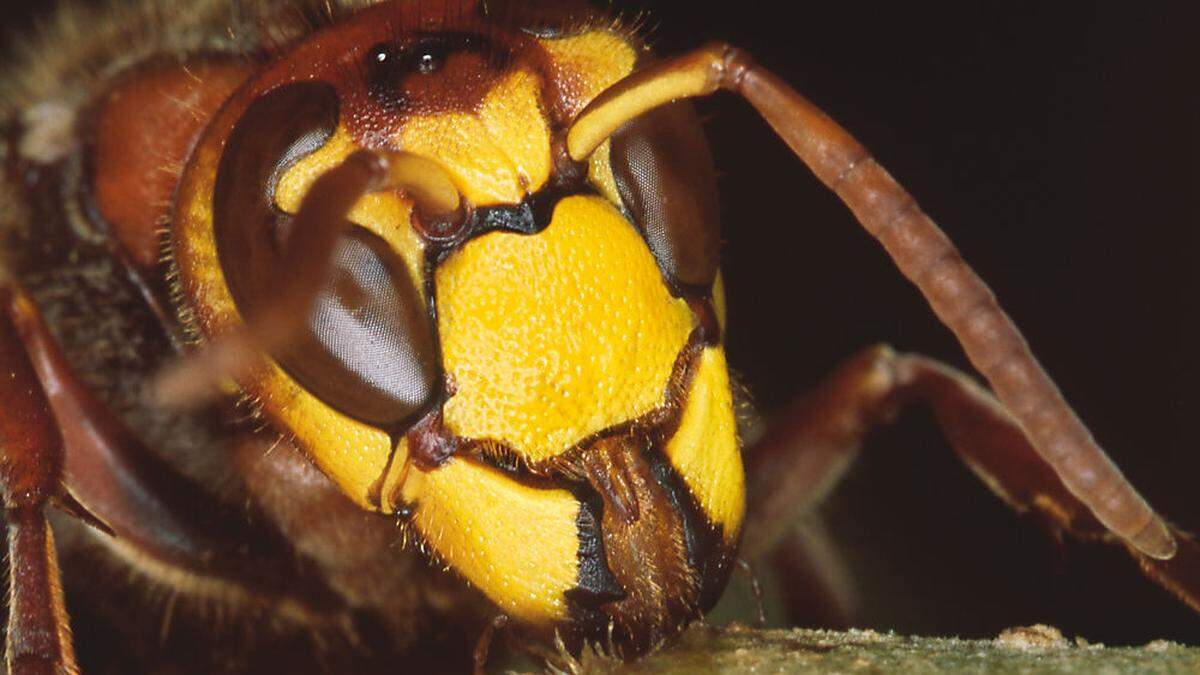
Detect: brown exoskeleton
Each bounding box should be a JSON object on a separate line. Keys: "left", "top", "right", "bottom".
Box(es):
{"left": 1, "top": 1, "right": 1196, "bottom": 672}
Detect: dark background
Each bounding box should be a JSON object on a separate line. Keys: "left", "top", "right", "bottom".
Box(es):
{"left": 635, "top": 0, "right": 1198, "bottom": 645}
{"left": 4, "top": 0, "right": 1198, "bottom": 649}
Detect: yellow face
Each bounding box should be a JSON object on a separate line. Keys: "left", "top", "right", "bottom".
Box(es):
{"left": 171, "top": 0, "right": 743, "bottom": 652}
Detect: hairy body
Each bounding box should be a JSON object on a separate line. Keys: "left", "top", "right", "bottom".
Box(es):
{"left": 2, "top": 2, "right": 489, "bottom": 671}
{"left": 2, "top": 0, "right": 1200, "bottom": 667}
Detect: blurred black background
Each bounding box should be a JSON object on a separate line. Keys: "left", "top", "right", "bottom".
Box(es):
{"left": 635, "top": 0, "right": 1198, "bottom": 645}
{"left": 3, "top": 0, "right": 1197, "bottom": 649}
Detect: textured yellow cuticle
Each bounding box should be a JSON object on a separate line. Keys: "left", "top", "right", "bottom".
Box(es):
{"left": 538, "top": 30, "right": 638, "bottom": 119}
{"left": 274, "top": 129, "right": 426, "bottom": 293}
{"left": 172, "top": 125, "right": 398, "bottom": 509}
{"left": 397, "top": 68, "right": 551, "bottom": 206}
{"left": 665, "top": 347, "right": 745, "bottom": 541}
{"left": 537, "top": 30, "right": 638, "bottom": 203}
{"left": 478, "top": 67, "right": 552, "bottom": 192}
{"left": 435, "top": 195, "right": 695, "bottom": 463}
{"left": 399, "top": 459, "right": 580, "bottom": 624}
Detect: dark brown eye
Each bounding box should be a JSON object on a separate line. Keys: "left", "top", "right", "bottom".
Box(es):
{"left": 417, "top": 50, "right": 441, "bottom": 73}
{"left": 282, "top": 228, "right": 437, "bottom": 427}
{"left": 213, "top": 81, "right": 439, "bottom": 429}
{"left": 610, "top": 101, "right": 721, "bottom": 293}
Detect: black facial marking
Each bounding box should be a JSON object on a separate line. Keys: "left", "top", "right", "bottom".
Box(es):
{"left": 567, "top": 489, "right": 626, "bottom": 610}
{"left": 645, "top": 449, "right": 734, "bottom": 613}
{"left": 364, "top": 32, "right": 507, "bottom": 112}
{"left": 365, "top": 42, "right": 404, "bottom": 111}
{"left": 470, "top": 201, "right": 538, "bottom": 236}
{"left": 424, "top": 182, "right": 593, "bottom": 266}
{"left": 417, "top": 50, "right": 441, "bottom": 74}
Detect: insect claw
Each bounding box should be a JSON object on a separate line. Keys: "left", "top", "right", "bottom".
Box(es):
{"left": 472, "top": 614, "right": 509, "bottom": 675}
{"left": 54, "top": 488, "right": 116, "bottom": 538}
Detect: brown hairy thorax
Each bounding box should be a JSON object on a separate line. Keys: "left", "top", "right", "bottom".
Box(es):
{"left": 0, "top": 1, "right": 560, "bottom": 670}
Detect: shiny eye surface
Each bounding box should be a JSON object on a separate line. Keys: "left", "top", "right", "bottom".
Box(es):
{"left": 417, "top": 52, "right": 439, "bottom": 73}
{"left": 366, "top": 40, "right": 445, "bottom": 76}
{"left": 213, "top": 81, "right": 439, "bottom": 429}
{"left": 610, "top": 101, "right": 722, "bottom": 293}
{"left": 282, "top": 228, "right": 437, "bottom": 427}
{"left": 365, "top": 33, "right": 502, "bottom": 114}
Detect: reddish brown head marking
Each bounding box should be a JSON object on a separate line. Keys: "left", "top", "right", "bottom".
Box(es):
{"left": 362, "top": 32, "right": 514, "bottom": 116}
{"left": 89, "top": 58, "right": 250, "bottom": 268}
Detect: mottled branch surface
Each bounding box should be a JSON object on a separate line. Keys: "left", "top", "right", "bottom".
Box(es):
{"left": 546, "top": 625, "right": 1200, "bottom": 674}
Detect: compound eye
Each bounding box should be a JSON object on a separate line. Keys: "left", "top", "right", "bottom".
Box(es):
{"left": 610, "top": 101, "right": 722, "bottom": 293}
{"left": 213, "top": 81, "right": 439, "bottom": 429}
{"left": 281, "top": 228, "right": 437, "bottom": 427}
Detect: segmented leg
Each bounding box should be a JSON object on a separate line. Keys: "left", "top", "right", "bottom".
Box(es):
{"left": 2, "top": 282, "right": 348, "bottom": 623}
{"left": 741, "top": 346, "right": 1200, "bottom": 613}
{"left": 764, "top": 517, "right": 858, "bottom": 630}
{"left": 567, "top": 42, "right": 1176, "bottom": 562}
{"left": 0, "top": 288, "right": 77, "bottom": 674}
{"left": 153, "top": 149, "right": 460, "bottom": 408}
{"left": 5, "top": 281, "right": 475, "bottom": 671}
